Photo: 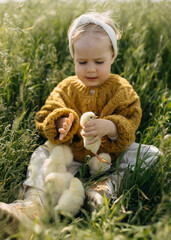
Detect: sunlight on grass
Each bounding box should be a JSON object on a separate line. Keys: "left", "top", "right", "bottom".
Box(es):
{"left": 0, "top": 0, "right": 170, "bottom": 239}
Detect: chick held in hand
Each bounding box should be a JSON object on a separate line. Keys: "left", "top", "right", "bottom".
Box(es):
{"left": 80, "top": 112, "right": 111, "bottom": 165}
{"left": 80, "top": 112, "right": 100, "bottom": 154}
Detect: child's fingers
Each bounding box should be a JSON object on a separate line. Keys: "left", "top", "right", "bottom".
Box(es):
{"left": 58, "top": 128, "right": 68, "bottom": 134}
{"left": 59, "top": 124, "right": 70, "bottom": 140}
{"left": 69, "top": 113, "right": 74, "bottom": 122}
{"left": 63, "top": 122, "right": 68, "bottom": 129}
{"left": 65, "top": 118, "right": 71, "bottom": 127}
{"left": 59, "top": 113, "right": 74, "bottom": 141}
{"left": 87, "top": 136, "right": 100, "bottom": 144}
{"left": 83, "top": 125, "right": 95, "bottom": 133}
{"left": 59, "top": 128, "right": 67, "bottom": 141}
{"left": 85, "top": 120, "right": 95, "bottom": 127}
{"left": 65, "top": 114, "right": 74, "bottom": 129}
{"left": 83, "top": 130, "right": 97, "bottom": 137}
{"left": 59, "top": 133, "right": 65, "bottom": 141}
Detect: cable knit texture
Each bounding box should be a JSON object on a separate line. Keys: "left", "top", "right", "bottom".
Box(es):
{"left": 35, "top": 74, "right": 142, "bottom": 163}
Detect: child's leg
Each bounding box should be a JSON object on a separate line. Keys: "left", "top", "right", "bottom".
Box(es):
{"left": 119, "top": 142, "right": 160, "bottom": 170}
{"left": 0, "top": 142, "right": 84, "bottom": 234}
{"left": 85, "top": 176, "right": 116, "bottom": 211}
{"left": 0, "top": 144, "right": 49, "bottom": 235}
{"left": 85, "top": 142, "right": 160, "bottom": 211}
{"left": 23, "top": 144, "right": 50, "bottom": 193}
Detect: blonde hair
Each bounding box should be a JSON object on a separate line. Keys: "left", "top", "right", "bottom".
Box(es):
{"left": 68, "top": 12, "right": 121, "bottom": 55}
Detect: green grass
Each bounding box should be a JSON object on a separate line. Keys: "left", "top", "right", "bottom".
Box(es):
{"left": 0, "top": 0, "right": 170, "bottom": 239}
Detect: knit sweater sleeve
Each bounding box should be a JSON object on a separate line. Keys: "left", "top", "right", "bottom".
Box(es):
{"left": 101, "top": 78, "right": 142, "bottom": 156}
{"left": 34, "top": 80, "right": 80, "bottom": 144}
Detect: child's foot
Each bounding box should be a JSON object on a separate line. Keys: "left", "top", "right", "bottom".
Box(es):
{"left": 85, "top": 177, "right": 117, "bottom": 212}
{"left": 0, "top": 200, "right": 41, "bottom": 236}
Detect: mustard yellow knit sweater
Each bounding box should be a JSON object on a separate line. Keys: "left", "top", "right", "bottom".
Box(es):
{"left": 35, "top": 74, "right": 142, "bottom": 163}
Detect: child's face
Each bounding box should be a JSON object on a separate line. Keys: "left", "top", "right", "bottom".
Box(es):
{"left": 73, "top": 32, "right": 114, "bottom": 87}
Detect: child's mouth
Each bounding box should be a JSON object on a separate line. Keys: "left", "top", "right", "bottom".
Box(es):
{"left": 86, "top": 77, "right": 97, "bottom": 80}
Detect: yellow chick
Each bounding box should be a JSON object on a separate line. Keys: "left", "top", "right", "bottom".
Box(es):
{"left": 80, "top": 112, "right": 111, "bottom": 165}
{"left": 80, "top": 111, "right": 100, "bottom": 155}
{"left": 42, "top": 145, "right": 73, "bottom": 179}
{"left": 88, "top": 153, "right": 112, "bottom": 175}
{"left": 45, "top": 140, "right": 58, "bottom": 154}
{"left": 55, "top": 178, "right": 85, "bottom": 217}
{"left": 44, "top": 171, "right": 74, "bottom": 206}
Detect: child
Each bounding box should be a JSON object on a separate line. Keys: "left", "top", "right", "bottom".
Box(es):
{"left": 0, "top": 12, "right": 160, "bottom": 231}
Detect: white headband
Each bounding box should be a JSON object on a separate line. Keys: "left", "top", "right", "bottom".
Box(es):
{"left": 69, "top": 14, "right": 118, "bottom": 58}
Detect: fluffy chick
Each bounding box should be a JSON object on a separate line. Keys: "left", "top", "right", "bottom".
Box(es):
{"left": 62, "top": 145, "right": 74, "bottom": 166}
{"left": 42, "top": 145, "right": 73, "bottom": 178}
{"left": 45, "top": 142, "right": 73, "bottom": 166}
{"left": 88, "top": 153, "right": 112, "bottom": 175}
{"left": 80, "top": 112, "right": 100, "bottom": 154}
{"left": 44, "top": 171, "right": 74, "bottom": 206}
{"left": 80, "top": 112, "right": 111, "bottom": 165}
{"left": 55, "top": 178, "right": 85, "bottom": 217}
{"left": 45, "top": 140, "right": 58, "bottom": 154}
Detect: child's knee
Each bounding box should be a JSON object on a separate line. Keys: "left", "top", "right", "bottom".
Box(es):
{"left": 24, "top": 187, "right": 45, "bottom": 205}
{"left": 120, "top": 142, "right": 160, "bottom": 169}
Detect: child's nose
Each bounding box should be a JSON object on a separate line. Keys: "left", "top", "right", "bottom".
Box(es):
{"left": 87, "top": 63, "right": 96, "bottom": 73}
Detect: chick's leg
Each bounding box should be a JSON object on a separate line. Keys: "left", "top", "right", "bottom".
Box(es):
{"left": 95, "top": 153, "right": 111, "bottom": 165}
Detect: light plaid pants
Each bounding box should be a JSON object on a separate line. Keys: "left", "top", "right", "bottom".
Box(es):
{"left": 23, "top": 142, "right": 160, "bottom": 203}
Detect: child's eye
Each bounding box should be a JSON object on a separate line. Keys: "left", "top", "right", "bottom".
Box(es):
{"left": 79, "top": 62, "right": 87, "bottom": 64}
{"left": 96, "top": 61, "right": 104, "bottom": 64}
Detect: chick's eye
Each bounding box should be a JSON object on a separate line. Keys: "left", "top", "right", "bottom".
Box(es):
{"left": 89, "top": 116, "right": 93, "bottom": 120}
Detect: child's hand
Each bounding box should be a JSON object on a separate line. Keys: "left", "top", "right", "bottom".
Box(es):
{"left": 82, "top": 119, "right": 118, "bottom": 144}
{"left": 56, "top": 113, "right": 74, "bottom": 141}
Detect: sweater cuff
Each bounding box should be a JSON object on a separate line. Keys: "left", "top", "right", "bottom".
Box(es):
{"left": 109, "top": 134, "right": 118, "bottom": 141}
{"left": 43, "top": 108, "right": 79, "bottom": 144}
{"left": 104, "top": 115, "right": 135, "bottom": 150}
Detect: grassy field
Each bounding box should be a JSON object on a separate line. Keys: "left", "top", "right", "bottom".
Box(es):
{"left": 0, "top": 0, "right": 170, "bottom": 239}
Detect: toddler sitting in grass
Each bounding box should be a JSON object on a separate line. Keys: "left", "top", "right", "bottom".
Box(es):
{"left": 0, "top": 11, "right": 160, "bottom": 234}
